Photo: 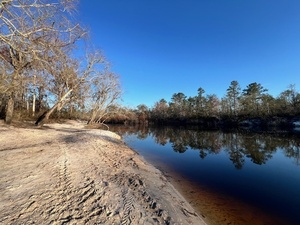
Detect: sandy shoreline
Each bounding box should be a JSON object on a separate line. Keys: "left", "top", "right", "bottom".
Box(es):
{"left": 0, "top": 121, "right": 207, "bottom": 225}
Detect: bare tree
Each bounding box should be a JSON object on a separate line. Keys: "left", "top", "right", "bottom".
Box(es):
{"left": 0, "top": 0, "right": 84, "bottom": 124}
{"left": 33, "top": 48, "right": 122, "bottom": 126}
{"left": 151, "top": 99, "right": 169, "bottom": 121}
{"left": 278, "top": 84, "right": 300, "bottom": 115}
{"left": 205, "top": 94, "right": 220, "bottom": 117}
{"left": 136, "top": 104, "right": 149, "bottom": 123}
{"left": 87, "top": 68, "right": 122, "bottom": 125}
{"left": 34, "top": 50, "right": 79, "bottom": 126}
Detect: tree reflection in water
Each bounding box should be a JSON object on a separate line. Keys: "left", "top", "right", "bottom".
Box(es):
{"left": 111, "top": 125, "right": 300, "bottom": 169}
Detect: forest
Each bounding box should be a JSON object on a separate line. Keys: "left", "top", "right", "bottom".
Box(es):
{"left": 107, "top": 81, "right": 300, "bottom": 130}
{"left": 149, "top": 81, "right": 300, "bottom": 122}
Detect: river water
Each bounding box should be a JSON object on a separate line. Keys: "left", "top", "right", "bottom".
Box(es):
{"left": 110, "top": 125, "right": 300, "bottom": 225}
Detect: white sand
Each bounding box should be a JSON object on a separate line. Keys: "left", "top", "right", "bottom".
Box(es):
{"left": 0, "top": 120, "right": 207, "bottom": 225}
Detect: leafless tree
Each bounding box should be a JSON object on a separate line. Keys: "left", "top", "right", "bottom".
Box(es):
{"left": 34, "top": 50, "right": 79, "bottom": 125}
{"left": 86, "top": 65, "right": 122, "bottom": 125}
{"left": 0, "top": 0, "right": 85, "bottom": 124}
{"left": 34, "top": 48, "right": 122, "bottom": 126}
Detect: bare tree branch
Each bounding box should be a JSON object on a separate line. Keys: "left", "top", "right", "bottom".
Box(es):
{"left": 0, "top": 0, "right": 85, "bottom": 124}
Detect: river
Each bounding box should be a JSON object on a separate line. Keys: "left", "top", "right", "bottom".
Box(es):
{"left": 110, "top": 125, "right": 300, "bottom": 225}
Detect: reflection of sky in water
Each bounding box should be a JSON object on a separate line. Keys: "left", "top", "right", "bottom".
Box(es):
{"left": 122, "top": 132, "right": 300, "bottom": 225}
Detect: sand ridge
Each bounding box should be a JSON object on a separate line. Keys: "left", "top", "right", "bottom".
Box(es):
{"left": 0, "top": 121, "right": 207, "bottom": 225}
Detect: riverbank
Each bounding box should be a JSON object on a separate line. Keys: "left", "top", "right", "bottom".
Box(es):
{"left": 139, "top": 116, "right": 300, "bottom": 132}
{"left": 0, "top": 120, "right": 206, "bottom": 225}
{"left": 110, "top": 124, "right": 297, "bottom": 225}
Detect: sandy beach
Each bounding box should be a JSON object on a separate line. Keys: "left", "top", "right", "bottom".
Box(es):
{"left": 0, "top": 120, "right": 207, "bottom": 225}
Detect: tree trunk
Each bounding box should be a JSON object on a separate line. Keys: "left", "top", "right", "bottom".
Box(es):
{"left": 35, "top": 102, "right": 59, "bottom": 126}
{"left": 35, "top": 89, "right": 73, "bottom": 126}
{"left": 5, "top": 98, "right": 14, "bottom": 124}
{"left": 0, "top": 98, "right": 6, "bottom": 118}
{"left": 26, "top": 100, "right": 29, "bottom": 112}
{"left": 32, "top": 74, "right": 36, "bottom": 116}
{"left": 32, "top": 92, "right": 36, "bottom": 116}
{"left": 87, "top": 110, "right": 97, "bottom": 124}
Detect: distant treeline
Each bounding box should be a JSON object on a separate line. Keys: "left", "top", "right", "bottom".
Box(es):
{"left": 109, "top": 125, "right": 300, "bottom": 169}
{"left": 105, "top": 81, "right": 300, "bottom": 130}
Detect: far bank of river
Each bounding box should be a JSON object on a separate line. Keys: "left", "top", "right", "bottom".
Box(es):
{"left": 110, "top": 124, "right": 300, "bottom": 225}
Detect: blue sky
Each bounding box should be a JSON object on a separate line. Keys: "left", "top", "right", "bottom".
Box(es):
{"left": 78, "top": 0, "right": 300, "bottom": 108}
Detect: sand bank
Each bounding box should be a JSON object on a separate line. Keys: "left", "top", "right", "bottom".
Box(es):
{"left": 0, "top": 121, "right": 207, "bottom": 225}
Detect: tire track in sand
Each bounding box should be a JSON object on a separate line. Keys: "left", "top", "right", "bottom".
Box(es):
{"left": 95, "top": 141, "right": 172, "bottom": 225}
{"left": 44, "top": 143, "right": 110, "bottom": 224}
{"left": 0, "top": 124, "right": 204, "bottom": 225}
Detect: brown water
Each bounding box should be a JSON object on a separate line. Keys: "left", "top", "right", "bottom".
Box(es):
{"left": 159, "top": 163, "right": 286, "bottom": 225}
{"left": 110, "top": 125, "right": 300, "bottom": 225}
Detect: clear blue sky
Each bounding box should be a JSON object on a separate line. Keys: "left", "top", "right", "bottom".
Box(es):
{"left": 78, "top": 0, "right": 300, "bottom": 108}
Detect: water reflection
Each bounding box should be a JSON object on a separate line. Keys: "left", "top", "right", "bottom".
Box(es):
{"left": 110, "top": 125, "right": 300, "bottom": 225}
{"left": 111, "top": 125, "right": 300, "bottom": 169}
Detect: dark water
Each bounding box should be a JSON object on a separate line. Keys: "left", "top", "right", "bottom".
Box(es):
{"left": 110, "top": 125, "right": 300, "bottom": 225}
